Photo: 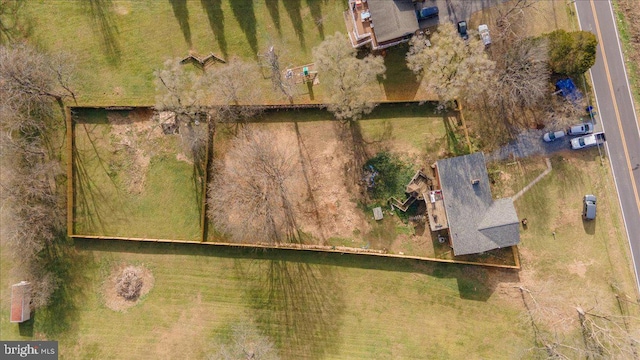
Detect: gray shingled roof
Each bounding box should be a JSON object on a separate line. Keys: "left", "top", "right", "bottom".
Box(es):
{"left": 437, "top": 153, "right": 520, "bottom": 256}
{"left": 367, "top": 0, "right": 419, "bottom": 44}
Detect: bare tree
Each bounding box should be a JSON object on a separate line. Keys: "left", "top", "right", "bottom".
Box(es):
{"left": 491, "top": 37, "right": 550, "bottom": 108}
{"left": 209, "top": 321, "right": 280, "bottom": 360}
{"left": 0, "top": 44, "right": 75, "bottom": 308}
{"left": 495, "top": 0, "right": 540, "bottom": 40}
{"left": 261, "top": 46, "right": 295, "bottom": 104}
{"left": 208, "top": 128, "right": 302, "bottom": 245}
{"left": 200, "top": 57, "right": 264, "bottom": 124}
{"left": 406, "top": 23, "right": 495, "bottom": 106}
{"left": 313, "top": 32, "right": 386, "bottom": 121}
{"left": 0, "top": 42, "right": 76, "bottom": 110}
{"left": 154, "top": 58, "right": 210, "bottom": 155}
{"left": 517, "top": 286, "right": 640, "bottom": 359}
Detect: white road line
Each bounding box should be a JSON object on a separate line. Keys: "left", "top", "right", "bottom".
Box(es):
{"left": 606, "top": 0, "right": 640, "bottom": 138}
{"left": 575, "top": 1, "right": 639, "bottom": 291}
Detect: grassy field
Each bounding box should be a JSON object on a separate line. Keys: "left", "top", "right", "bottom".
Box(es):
{"left": 73, "top": 108, "right": 203, "bottom": 240}
{"left": 1, "top": 239, "right": 532, "bottom": 359}
{"left": 20, "top": 0, "right": 421, "bottom": 106}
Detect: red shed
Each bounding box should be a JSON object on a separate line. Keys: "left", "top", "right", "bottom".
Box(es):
{"left": 10, "top": 281, "right": 31, "bottom": 323}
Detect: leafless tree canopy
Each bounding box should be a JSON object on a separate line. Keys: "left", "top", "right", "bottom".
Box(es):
{"left": 490, "top": 37, "right": 551, "bottom": 110}
{"left": 406, "top": 23, "right": 495, "bottom": 105}
{"left": 208, "top": 128, "right": 302, "bottom": 245}
{"left": 517, "top": 286, "right": 640, "bottom": 359}
{"left": 154, "top": 58, "right": 204, "bottom": 129}
{"left": 313, "top": 32, "right": 386, "bottom": 121}
{"left": 262, "top": 46, "right": 294, "bottom": 104}
{"left": 116, "top": 266, "right": 144, "bottom": 301}
{"left": 0, "top": 43, "right": 74, "bottom": 308}
{"left": 209, "top": 321, "right": 280, "bottom": 360}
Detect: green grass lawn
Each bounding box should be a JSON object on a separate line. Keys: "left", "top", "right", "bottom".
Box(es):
{"left": 0, "top": 239, "right": 532, "bottom": 359}
{"left": 22, "top": 0, "right": 392, "bottom": 106}
{"left": 73, "top": 108, "right": 203, "bottom": 240}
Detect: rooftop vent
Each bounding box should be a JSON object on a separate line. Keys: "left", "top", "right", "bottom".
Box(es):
{"left": 471, "top": 179, "right": 480, "bottom": 185}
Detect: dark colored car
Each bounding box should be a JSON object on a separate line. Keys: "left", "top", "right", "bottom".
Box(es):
{"left": 417, "top": 6, "right": 439, "bottom": 20}
{"left": 457, "top": 21, "right": 469, "bottom": 40}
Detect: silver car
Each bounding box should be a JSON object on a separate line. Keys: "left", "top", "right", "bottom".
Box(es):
{"left": 543, "top": 130, "right": 566, "bottom": 142}
{"left": 583, "top": 194, "right": 596, "bottom": 220}
{"left": 568, "top": 122, "right": 594, "bottom": 136}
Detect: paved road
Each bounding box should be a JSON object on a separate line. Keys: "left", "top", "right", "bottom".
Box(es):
{"left": 575, "top": 0, "right": 640, "bottom": 293}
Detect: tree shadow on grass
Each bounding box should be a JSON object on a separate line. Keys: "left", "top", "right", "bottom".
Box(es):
{"left": 77, "top": 238, "right": 517, "bottom": 305}
{"left": 230, "top": 0, "right": 258, "bottom": 57}
{"left": 442, "top": 113, "right": 469, "bottom": 156}
{"left": 200, "top": 0, "right": 228, "bottom": 59}
{"left": 73, "top": 122, "right": 126, "bottom": 235}
{"left": 169, "top": 0, "right": 192, "bottom": 48}
{"left": 305, "top": 0, "right": 325, "bottom": 40}
{"left": 33, "top": 236, "right": 92, "bottom": 338}
{"left": 237, "top": 258, "right": 344, "bottom": 359}
{"left": 335, "top": 121, "right": 369, "bottom": 192}
{"left": 380, "top": 44, "right": 420, "bottom": 101}
{"left": 83, "top": 0, "right": 121, "bottom": 66}
{"left": 283, "top": 0, "right": 306, "bottom": 49}
{"left": 293, "top": 122, "right": 326, "bottom": 242}
{"left": 265, "top": 0, "right": 282, "bottom": 36}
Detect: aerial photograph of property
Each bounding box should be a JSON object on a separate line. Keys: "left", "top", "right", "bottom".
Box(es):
{"left": 2, "top": 0, "right": 640, "bottom": 358}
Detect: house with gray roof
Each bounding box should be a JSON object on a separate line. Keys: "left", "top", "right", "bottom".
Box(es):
{"left": 344, "top": 0, "right": 433, "bottom": 50}
{"left": 435, "top": 152, "right": 520, "bottom": 256}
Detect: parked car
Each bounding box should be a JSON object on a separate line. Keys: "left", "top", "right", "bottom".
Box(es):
{"left": 416, "top": 6, "right": 439, "bottom": 20}
{"left": 571, "top": 132, "right": 606, "bottom": 150}
{"left": 567, "top": 122, "right": 594, "bottom": 136}
{"left": 457, "top": 21, "right": 469, "bottom": 40}
{"left": 478, "top": 24, "right": 491, "bottom": 46}
{"left": 543, "top": 130, "right": 566, "bottom": 142}
{"left": 583, "top": 194, "right": 596, "bottom": 220}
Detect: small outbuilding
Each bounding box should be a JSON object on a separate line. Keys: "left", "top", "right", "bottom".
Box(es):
{"left": 373, "top": 207, "right": 384, "bottom": 221}
{"left": 10, "top": 281, "right": 31, "bottom": 323}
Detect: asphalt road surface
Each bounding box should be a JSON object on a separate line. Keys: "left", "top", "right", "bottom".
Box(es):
{"left": 575, "top": 0, "right": 640, "bottom": 293}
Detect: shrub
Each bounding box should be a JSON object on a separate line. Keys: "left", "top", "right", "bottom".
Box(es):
{"left": 545, "top": 30, "right": 597, "bottom": 76}
{"left": 364, "top": 152, "right": 414, "bottom": 203}
{"left": 116, "top": 266, "right": 143, "bottom": 300}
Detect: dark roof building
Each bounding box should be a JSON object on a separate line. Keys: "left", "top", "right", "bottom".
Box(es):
{"left": 367, "top": 0, "right": 419, "bottom": 46}
{"left": 345, "top": 0, "right": 431, "bottom": 50}
{"left": 436, "top": 153, "right": 520, "bottom": 256}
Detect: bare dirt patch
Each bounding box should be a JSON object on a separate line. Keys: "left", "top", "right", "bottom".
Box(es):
{"left": 242, "top": 122, "right": 371, "bottom": 242}
{"left": 107, "top": 109, "right": 181, "bottom": 194}
{"left": 102, "top": 263, "right": 154, "bottom": 312}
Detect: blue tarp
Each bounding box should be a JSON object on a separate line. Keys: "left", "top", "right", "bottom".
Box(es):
{"left": 556, "top": 78, "right": 583, "bottom": 103}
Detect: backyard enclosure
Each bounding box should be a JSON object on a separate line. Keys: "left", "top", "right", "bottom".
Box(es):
{"left": 72, "top": 107, "right": 205, "bottom": 240}
{"left": 70, "top": 103, "right": 516, "bottom": 265}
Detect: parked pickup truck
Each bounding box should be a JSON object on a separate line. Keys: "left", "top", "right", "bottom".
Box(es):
{"left": 478, "top": 24, "right": 491, "bottom": 46}
{"left": 571, "top": 132, "right": 606, "bottom": 150}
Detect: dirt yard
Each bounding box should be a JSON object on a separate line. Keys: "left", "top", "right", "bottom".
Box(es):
{"left": 236, "top": 121, "right": 373, "bottom": 242}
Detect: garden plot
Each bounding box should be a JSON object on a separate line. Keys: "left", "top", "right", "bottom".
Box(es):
{"left": 73, "top": 108, "right": 204, "bottom": 240}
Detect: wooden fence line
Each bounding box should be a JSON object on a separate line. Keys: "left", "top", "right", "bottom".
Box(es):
{"left": 67, "top": 103, "right": 520, "bottom": 270}
{"left": 199, "top": 121, "right": 213, "bottom": 242}
{"left": 70, "top": 234, "right": 520, "bottom": 269}
{"left": 66, "top": 106, "right": 74, "bottom": 237}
